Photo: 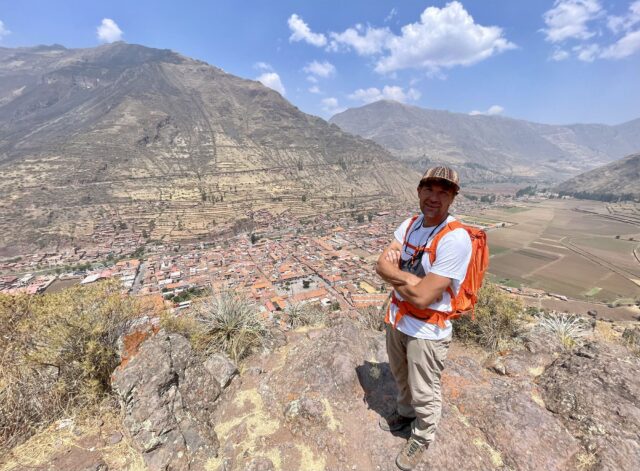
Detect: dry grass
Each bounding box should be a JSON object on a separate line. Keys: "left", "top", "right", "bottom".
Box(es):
{"left": 593, "top": 320, "right": 619, "bottom": 343}
{"left": 0, "top": 280, "right": 137, "bottom": 454}
{"left": 454, "top": 283, "right": 525, "bottom": 351}
{"left": 0, "top": 410, "right": 147, "bottom": 471}
{"left": 576, "top": 451, "right": 598, "bottom": 471}
{"left": 356, "top": 306, "right": 386, "bottom": 332}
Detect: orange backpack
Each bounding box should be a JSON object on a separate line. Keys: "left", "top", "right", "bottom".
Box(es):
{"left": 387, "top": 215, "right": 490, "bottom": 329}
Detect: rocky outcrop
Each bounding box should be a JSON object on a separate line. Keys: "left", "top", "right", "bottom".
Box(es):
{"left": 539, "top": 341, "right": 640, "bottom": 470}
{"left": 207, "top": 319, "right": 637, "bottom": 470}
{"left": 11, "top": 318, "right": 640, "bottom": 471}
{"left": 111, "top": 331, "right": 237, "bottom": 470}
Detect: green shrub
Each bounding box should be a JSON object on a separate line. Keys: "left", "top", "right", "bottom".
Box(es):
{"left": 192, "top": 292, "right": 268, "bottom": 361}
{"left": 0, "top": 280, "right": 137, "bottom": 452}
{"left": 454, "top": 282, "right": 524, "bottom": 350}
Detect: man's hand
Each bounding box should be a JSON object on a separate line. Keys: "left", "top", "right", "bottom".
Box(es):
{"left": 376, "top": 240, "right": 417, "bottom": 287}
{"left": 376, "top": 238, "right": 451, "bottom": 310}
{"left": 385, "top": 249, "right": 402, "bottom": 266}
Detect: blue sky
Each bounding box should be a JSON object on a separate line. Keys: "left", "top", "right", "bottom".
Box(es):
{"left": 1, "top": 0, "right": 639, "bottom": 125}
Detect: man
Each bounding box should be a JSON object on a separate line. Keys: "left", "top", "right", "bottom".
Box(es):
{"left": 375, "top": 166, "right": 471, "bottom": 470}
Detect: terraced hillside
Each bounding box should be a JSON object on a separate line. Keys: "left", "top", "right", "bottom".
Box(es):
{"left": 0, "top": 43, "right": 418, "bottom": 256}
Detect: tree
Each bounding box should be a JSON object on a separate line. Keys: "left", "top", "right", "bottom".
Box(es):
{"left": 357, "top": 214, "right": 365, "bottom": 223}
{"left": 251, "top": 233, "right": 258, "bottom": 244}
{"left": 301, "top": 194, "right": 307, "bottom": 202}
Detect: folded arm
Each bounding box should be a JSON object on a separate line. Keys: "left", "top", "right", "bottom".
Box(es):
{"left": 376, "top": 239, "right": 452, "bottom": 310}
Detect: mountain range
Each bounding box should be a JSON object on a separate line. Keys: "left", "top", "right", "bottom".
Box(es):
{"left": 330, "top": 100, "right": 640, "bottom": 183}
{"left": 556, "top": 152, "right": 640, "bottom": 200}
{"left": 0, "top": 43, "right": 417, "bottom": 255}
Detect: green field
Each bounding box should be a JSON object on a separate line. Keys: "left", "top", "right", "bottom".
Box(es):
{"left": 499, "top": 206, "right": 531, "bottom": 214}
{"left": 584, "top": 287, "right": 602, "bottom": 297}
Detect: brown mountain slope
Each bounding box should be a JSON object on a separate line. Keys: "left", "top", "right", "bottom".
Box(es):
{"left": 330, "top": 100, "right": 640, "bottom": 183}
{"left": 556, "top": 152, "right": 640, "bottom": 200}
{"left": 0, "top": 43, "right": 419, "bottom": 255}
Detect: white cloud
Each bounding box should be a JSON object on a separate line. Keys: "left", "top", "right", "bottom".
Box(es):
{"left": 0, "top": 20, "right": 10, "bottom": 40}
{"left": 385, "top": 8, "right": 398, "bottom": 23}
{"left": 574, "top": 43, "right": 601, "bottom": 61}
{"left": 469, "top": 105, "right": 505, "bottom": 116}
{"left": 256, "top": 72, "right": 286, "bottom": 95}
{"left": 322, "top": 97, "right": 338, "bottom": 108}
{"left": 541, "top": 0, "right": 602, "bottom": 43}
{"left": 550, "top": 48, "right": 570, "bottom": 61}
{"left": 303, "top": 60, "right": 336, "bottom": 78}
{"left": 374, "top": 2, "right": 516, "bottom": 74}
{"left": 607, "top": 1, "right": 640, "bottom": 34}
{"left": 601, "top": 29, "right": 640, "bottom": 58}
{"left": 348, "top": 85, "right": 421, "bottom": 104}
{"left": 97, "top": 18, "right": 123, "bottom": 43}
{"left": 328, "top": 24, "right": 392, "bottom": 55}
{"left": 541, "top": 0, "right": 640, "bottom": 61}
{"left": 288, "top": 14, "right": 326, "bottom": 47}
{"left": 306, "top": 75, "right": 318, "bottom": 83}
{"left": 321, "top": 97, "right": 345, "bottom": 115}
{"left": 254, "top": 62, "right": 273, "bottom": 71}
{"left": 309, "top": 85, "right": 321, "bottom": 94}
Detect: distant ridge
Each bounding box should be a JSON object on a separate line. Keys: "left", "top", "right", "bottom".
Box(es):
{"left": 556, "top": 153, "right": 640, "bottom": 201}
{"left": 0, "top": 43, "right": 418, "bottom": 254}
{"left": 329, "top": 100, "right": 640, "bottom": 183}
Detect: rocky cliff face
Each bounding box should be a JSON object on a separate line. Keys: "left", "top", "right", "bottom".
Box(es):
{"left": 0, "top": 43, "right": 418, "bottom": 254}
{"left": 330, "top": 100, "right": 640, "bottom": 183}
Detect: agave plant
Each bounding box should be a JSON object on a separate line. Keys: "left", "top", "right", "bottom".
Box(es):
{"left": 285, "top": 303, "right": 326, "bottom": 329}
{"left": 537, "top": 312, "right": 591, "bottom": 350}
{"left": 194, "top": 292, "right": 268, "bottom": 361}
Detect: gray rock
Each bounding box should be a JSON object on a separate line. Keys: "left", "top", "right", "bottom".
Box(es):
{"left": 203, "top": 353, "right": 238, "bottom": 389}
{"left": 539, "top": 341, "right": 640, "bottom": 470}
{"left": 112, "top": 331, "right": 235, "bottom": 471}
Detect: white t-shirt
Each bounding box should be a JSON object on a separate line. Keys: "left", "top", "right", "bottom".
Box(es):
{"left": 388, "top": 215, "right": 472, "bottom": 340}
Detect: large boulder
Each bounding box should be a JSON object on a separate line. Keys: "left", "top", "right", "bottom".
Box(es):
{"left": 112, "top": 331, "right": 237, "bottom": 470}
{"left": 539, "top": 341, "right": 640, "bottom": 470}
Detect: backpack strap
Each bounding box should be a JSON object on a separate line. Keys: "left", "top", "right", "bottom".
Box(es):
{"left": 425, "top": 220, "right": 463, "bottom": 265}
{"left": 400, "top": 215, "right": 421, "bottom": 262}
{"left": 425, "top": 220, "right": 464, "bottom": 301}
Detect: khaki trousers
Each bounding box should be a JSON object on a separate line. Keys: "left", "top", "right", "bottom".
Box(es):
{"left": 386, "top": 325, "right": 452, "bottom": 445}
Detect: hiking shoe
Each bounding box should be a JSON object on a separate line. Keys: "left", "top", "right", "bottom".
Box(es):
{"left": 379, "top": 410, "right": 414, "bottom": 432}
{"left": 396, "top": 437, "right": 428, "bottom": 471}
